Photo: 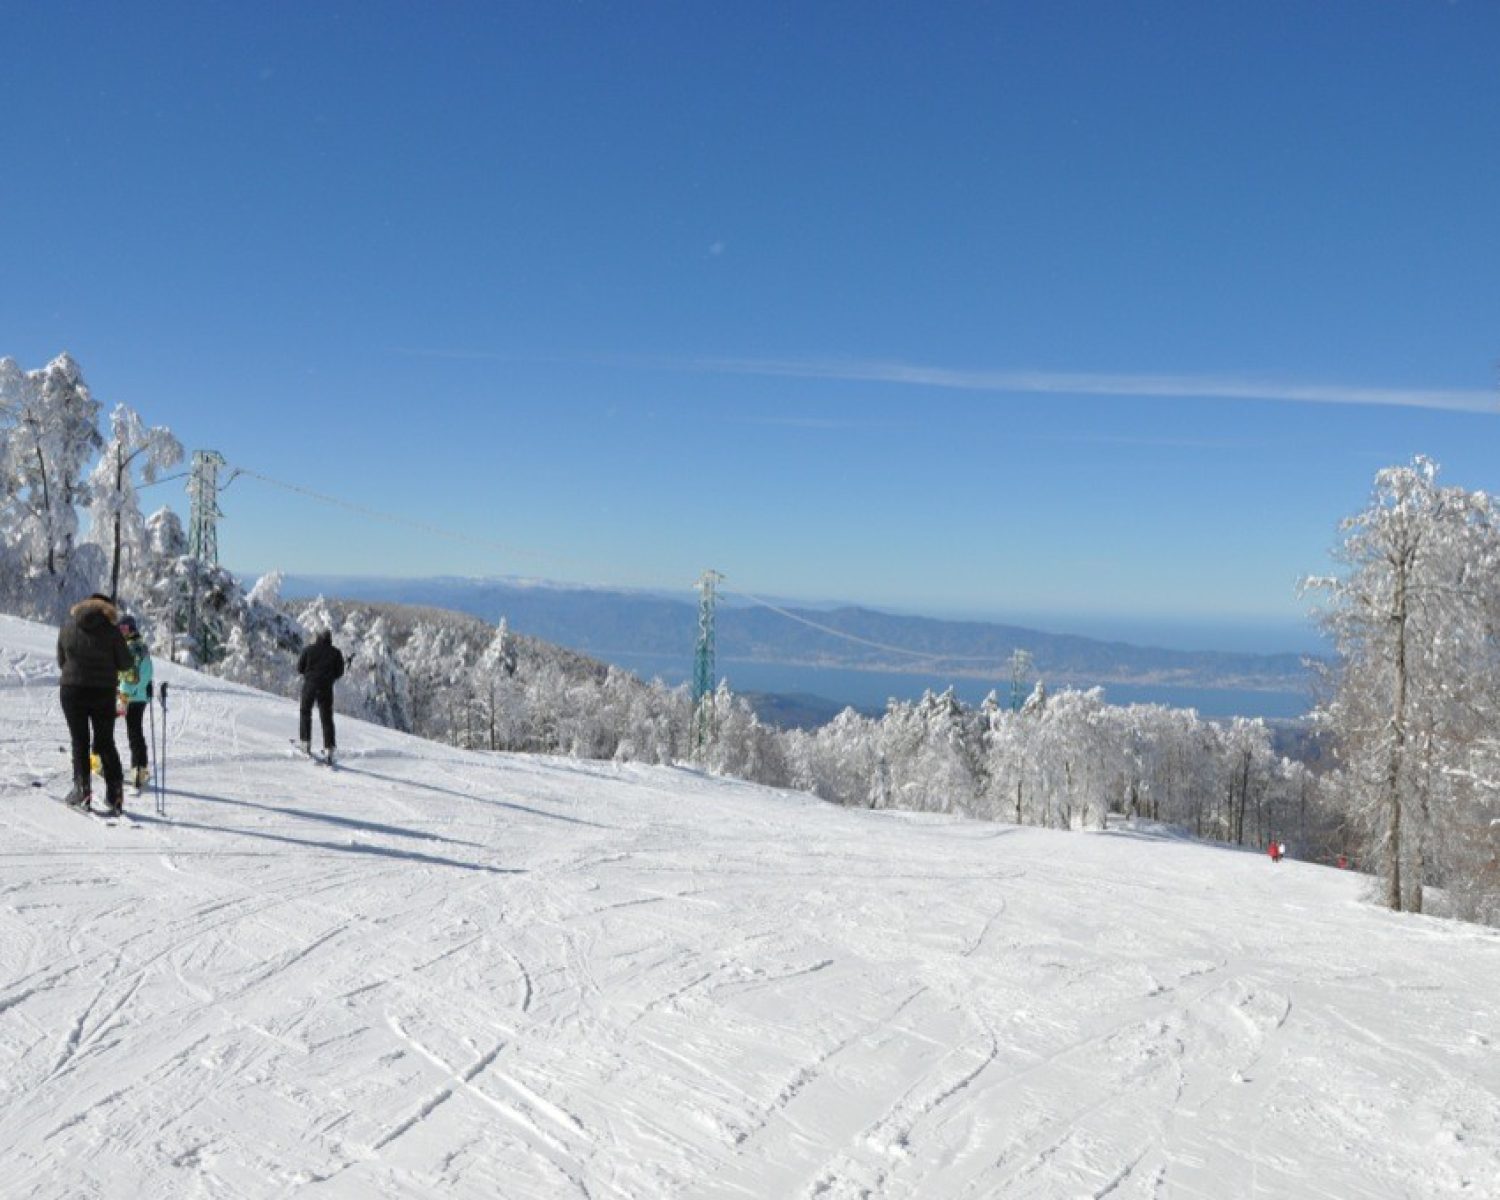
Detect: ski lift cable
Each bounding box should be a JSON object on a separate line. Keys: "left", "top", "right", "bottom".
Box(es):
{"left": 226, "top": 463, "right": 1028, "bottom": 673}
{"left": 139, "top": 470, "right": 191, "bottom": 489}
{"left": 722, "top": 587, "right": 1026, "bottom": 670}
{"left": 227, "top": 464, "right": 684, "bottom": 579}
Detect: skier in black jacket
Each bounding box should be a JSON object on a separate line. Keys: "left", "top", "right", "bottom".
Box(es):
{"left": 57, "top": 593, "right": 133, "bottom": 812}
{"left": 296, "top": 629, "right": 345, "bottom": 763}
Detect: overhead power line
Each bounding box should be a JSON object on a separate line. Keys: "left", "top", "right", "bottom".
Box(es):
{"left": 722, "top": 588, "right": 1024, "bottom": 669}
{"left": 225, "top": 462, "right": 1029, "bottom": 673}
{"left": 231, "top": 465, "right": 636, "bottom": 578}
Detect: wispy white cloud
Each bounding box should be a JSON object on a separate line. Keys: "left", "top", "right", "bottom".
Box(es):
{"left": 387, "top": 348, "right": 1500, "bottom": 415}
{"left": 1023, "top": 432, "right": 1267, "bottom": 450}
{"left": 681, "top": 357, "right": 1500, "bottom": 415}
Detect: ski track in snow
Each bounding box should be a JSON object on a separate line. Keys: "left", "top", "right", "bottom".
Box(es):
{"left": 1, "top": 613, "right": 1499, "bottom": 1198}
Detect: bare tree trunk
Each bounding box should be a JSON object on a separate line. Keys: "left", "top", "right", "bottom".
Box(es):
{"left": 1411, "top": 726, "right": 1435, "bottom": 914}
{"left": 110, "top": 447, "right": 126, "bottom": 600}
{"left": 31, "top": 430, "right": 57, "bottom": 576}
{"left": 1236, "top": 751, "right": 1251, "bottom": 844}
{"left": 1299, "top": 774, "right": 1309, "bottom": 856}
{"left": 1384, "top": 550, "right": 1410, "bottom": 911}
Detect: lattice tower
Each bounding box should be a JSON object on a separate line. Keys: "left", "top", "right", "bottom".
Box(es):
{"left": 693, "top": 570, "right": 724, "bottom": 748}
{"left": 187, "top": 450, "right": 227, "bottom": 565}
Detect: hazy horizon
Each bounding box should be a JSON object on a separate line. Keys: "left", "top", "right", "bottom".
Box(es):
{"left": 269, "top": 569, "right": 1328, "bottom": 659}
{"left": 7, "top": 2, "right": 1496, "bottom": 629}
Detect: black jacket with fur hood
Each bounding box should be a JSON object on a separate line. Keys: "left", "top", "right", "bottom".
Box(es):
{"left": 57, "top": 595, "right": 133, "bottom": 690}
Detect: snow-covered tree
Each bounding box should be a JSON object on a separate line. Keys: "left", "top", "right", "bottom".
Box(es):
{"left": 338, "top": 610, "right": 412, "bottom": 732}
{"left": 0, "top": 353, "right": 103, "bottom": 615}
{"left": 402, "top": 619, "right": 476, "bottom": 744}
{"left": 1030, "top": 688, "right": 1116, "bottom": 829}
{"left": 84, "top": 404, "right": 183, "bottom": 601}
{"left": 473, "top": 617, "right": 522, "bottom": 750}
{"left": 785, "top": 706, "right": 883, "bottom": 808}
{"left": 705, "top": 679, "right": 789, "bottom": 786}
{"left": 211, "top": 571, "right": 306, "bottom": 696}
{"left": 1305, "top": 457, "right": 1497, "bottom": 912}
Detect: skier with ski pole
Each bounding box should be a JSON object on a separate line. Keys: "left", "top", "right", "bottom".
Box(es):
{"left": 56, "top": 593, "right": 132, "bottom": 815}
{"left": 148, "top": 677, "right": 161, "bottom": 816}
{"left": 157, "top": 681, "right": 170, "bottom": 816}
{"left": 116, "top": 614, "right": 154, "bottom": 797}
{"left": 296, "top": 629, "right": 345, "bottom": 766}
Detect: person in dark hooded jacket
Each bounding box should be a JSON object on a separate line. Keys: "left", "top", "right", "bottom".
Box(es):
{"left": 57, "top": 593, "right": 133, "bottom": 812}
{"left": 296, "top": 629, "right": 345, "bottom": 762}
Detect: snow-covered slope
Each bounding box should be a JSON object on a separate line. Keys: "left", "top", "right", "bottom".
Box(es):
{"left": 1, "top": 612, "right": 1496, "bottom": 1199}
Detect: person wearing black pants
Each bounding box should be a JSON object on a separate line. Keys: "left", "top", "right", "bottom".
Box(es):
{"left": 57, "top": 593, "right": 132, "bottom": 812}
{"left": 117, "top": 614, "right": 154, "bottom": 791}
{"left": 297, "top": 629, "right": 345, "bottom": 763}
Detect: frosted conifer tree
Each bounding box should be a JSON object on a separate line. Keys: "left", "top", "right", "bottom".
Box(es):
{"left": 339, "top": 612, "right": 411, "bottom": 732}
{"left": 1030, "top": 688, "right": 1112, "bottom": 829}
{"left": 212, "top": 572, "right": 305, "bottom": 695}
{"left": 0, "top": 354, "right": 103, "bottom": 615}
{"left": 403, "top": 620, "right": 475, "bottom": 744}
{"left": 84, "top": 404, "right": 183, "bottom": 601}
{"left": 474, "top": 617, "right": 521, "bottom": 750}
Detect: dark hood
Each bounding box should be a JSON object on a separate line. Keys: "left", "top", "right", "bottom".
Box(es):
{"left": 70, "top": 596, "right": 119, "bottom": 632}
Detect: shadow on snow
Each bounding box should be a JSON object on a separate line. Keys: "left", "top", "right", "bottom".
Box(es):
{"left": 142, "top": 795, "right": 523, "bottom": 874}
{"left": 333, "top": 762, "right": 618, "bottom": 830}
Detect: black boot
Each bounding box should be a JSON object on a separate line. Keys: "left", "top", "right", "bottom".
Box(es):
{"left": 104, "top": 778, "right": 124, "bottom": 817}
{"left": 64, "top": 777, "right": 92, "bottom": 810}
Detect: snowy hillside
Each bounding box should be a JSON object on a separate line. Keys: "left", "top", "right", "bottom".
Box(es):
{"left": 1, "top": 612, "right": 1497, "bottom": 1199}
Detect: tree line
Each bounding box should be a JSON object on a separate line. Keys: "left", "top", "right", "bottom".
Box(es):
{"left": 3, "top": 353, "right": 1495, "bottom": 924}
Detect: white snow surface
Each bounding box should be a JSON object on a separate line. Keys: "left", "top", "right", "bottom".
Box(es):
{"left": 1, "top": 612, "right": 1498, "bottom": 1200}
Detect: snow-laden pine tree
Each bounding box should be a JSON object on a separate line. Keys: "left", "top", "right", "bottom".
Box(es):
{"left": 128, "top": 508, "right": 192, "bottom": 655}
{"left": 473, "top": 617, "right": 522, "bottom": 750}
{"left": 83, "top": 404, "right": 183, "bottom": 602}
{"left": 1029, "top": 688, "right": 1113, "bottom": 829}
{"left": 705, "top": 679, "right": 789, "bottom": 786}
{"left": 204, "top": 572, "right": 303, "bottom": 695}
{"left": 979, "top": 685, "right": 1047, "bottom": 824}
{"left": 784, "top": 707, "right": 883, "bottom": 808}
{"left": 0, "top": 354, "right": 104, "bottom": 616}
{"left": 402, "top": 619, "right": 477, "bottom": 745}
{"left": 336, "top": 610, "right": 412, "bottom": 733}
{"left": 607, "top": 675, "right": 690, "bottom": 765}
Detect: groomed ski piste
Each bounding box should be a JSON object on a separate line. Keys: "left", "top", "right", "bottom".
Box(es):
{"left": 2, "top": 613, "right": 1498, "bottom": 1200}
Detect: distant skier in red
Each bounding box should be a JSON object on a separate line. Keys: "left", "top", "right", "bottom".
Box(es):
{"left": 1268, "top": 839, "right": 1283, "bottom": 864}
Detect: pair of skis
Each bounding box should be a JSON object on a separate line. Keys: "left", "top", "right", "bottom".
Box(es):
{"left": 52, "top": 789, "right": 140, "bottom": 829}
{"left": 291, "top": 740, "right": 338, "bottom": 769}
{"left": 45, "top": 680, "right": 170, "bottom": 824}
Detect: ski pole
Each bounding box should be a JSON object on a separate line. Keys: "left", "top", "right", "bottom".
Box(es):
{"left": 158, "top": 681, "right": 169, "bottom": 817}
{"left": 148, "top": 682, "right": 160, "bottom": 817}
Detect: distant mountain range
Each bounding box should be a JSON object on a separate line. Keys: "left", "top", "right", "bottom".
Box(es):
{"left": 276, "top": 574, "right": 1315, "bottom": 695}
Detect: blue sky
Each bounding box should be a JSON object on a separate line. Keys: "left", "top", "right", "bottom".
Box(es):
{"left": 4, "top": 1, "right": 1497, "bottom": 649}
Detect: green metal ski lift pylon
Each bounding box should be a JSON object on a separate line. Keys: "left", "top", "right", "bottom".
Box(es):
{"left": 186, "top": 450, "right": 227, "bottom": 662}
{"left": 187, "top": 450, "right": 227, "bottom": 565}
{"left": 693, "top": 569, "right": 724, "bottom": 751}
